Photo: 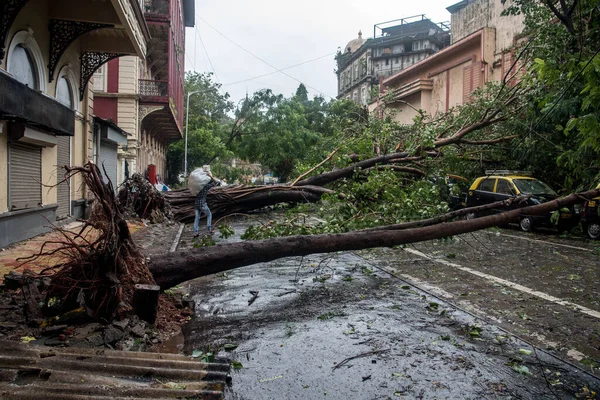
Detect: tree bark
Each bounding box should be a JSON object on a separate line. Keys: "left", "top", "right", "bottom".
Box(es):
{"left": 149, "top": 189, "right": 598, "bottom": 290}
{"left": 165, "top": 184, "right": 336, "bottom": 223}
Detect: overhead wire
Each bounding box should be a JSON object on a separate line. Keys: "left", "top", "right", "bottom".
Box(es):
{"left": 196, "top": 15, "right": 335, "bottom": 99}
{"left": 220, "top": 52, "right": 335, "bottom": 87}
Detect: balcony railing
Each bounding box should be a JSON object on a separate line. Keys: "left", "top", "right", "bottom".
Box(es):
{"left": 139, "top": 79, "right": 168, "bottom": 98}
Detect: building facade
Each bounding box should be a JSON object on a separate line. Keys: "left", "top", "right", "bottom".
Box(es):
{"left": 0, "top": 0, "right": 149, "bottom": 248}
{"left": 93, "top": 0, "right": 192, "bottom": 187}
{"left": 336, "top": 15, "right": 450, "bottom": 105}
{"left": 374, "top": 0, "right": 525, "bottom": 124}
{"left": 0, "top": 0, "right": 192, "bottom": 248}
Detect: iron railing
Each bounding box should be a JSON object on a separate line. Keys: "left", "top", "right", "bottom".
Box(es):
{"left": 139, "top": 79, "right": 168, "bottom": 98}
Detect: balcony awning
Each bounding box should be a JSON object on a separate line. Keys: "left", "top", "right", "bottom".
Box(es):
{"left": 0, "top": 71, "right": 74, "bottom": 136}
{"left": 94, "top": 116, "right": 129, "bottom": 145}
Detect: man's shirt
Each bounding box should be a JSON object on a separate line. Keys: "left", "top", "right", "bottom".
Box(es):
{"left": 195, "top": 180, "right": 218, "bottom": 208}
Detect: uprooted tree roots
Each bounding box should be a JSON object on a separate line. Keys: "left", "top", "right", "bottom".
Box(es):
{"left": 24, "top": 162, "right": 154, "bottom": 321}
{"left": 118, "top": 173, "right": 170, "bottom": 223}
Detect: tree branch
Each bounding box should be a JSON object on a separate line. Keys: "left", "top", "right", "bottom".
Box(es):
{"left": 291, "top": 148, "right": 339, "bottom": 186}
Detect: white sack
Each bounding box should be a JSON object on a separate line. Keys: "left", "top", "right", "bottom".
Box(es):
{"left": 188, "top": 168, "right": 211, "bottom": 196}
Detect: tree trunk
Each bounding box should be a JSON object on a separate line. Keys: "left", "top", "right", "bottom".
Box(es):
{"left": 149, "top": 189, "right": 598, "bottom": 290}
{"left": 165, "top": 184, "right": 336, "bottom": 223}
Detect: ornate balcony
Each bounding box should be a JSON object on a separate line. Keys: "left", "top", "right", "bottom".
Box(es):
{"left": 139, "top": 79, "right": 168, "bottom": 100}
{"left": 139, "top": 79, "right": 182, "bottom": 141}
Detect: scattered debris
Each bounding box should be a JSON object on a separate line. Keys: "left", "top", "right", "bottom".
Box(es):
{"left": 332, "top": 349, "right": 391, "bottom": 371}
{"left": 248, "top": 290, "right": 259, "bottom": 306}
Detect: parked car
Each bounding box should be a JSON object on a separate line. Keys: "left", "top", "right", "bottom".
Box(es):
{"left": 581, "top": 183, "right": 600, "bottom": 240}
{"left": 446, "top": 174, "right": 470, "bottom": 211}
{"left": 464, "top": 171, "right": 578, "bottom": 232}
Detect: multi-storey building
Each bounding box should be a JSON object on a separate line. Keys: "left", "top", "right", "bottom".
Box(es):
{"left": 0, "top": 0, "right": 193, "bottom": 248}
{"left": 336, "top": 15, "right": 450, "bottom": 105}
{"left": 93, "top": 0, "right": 192, "bottom": 188}
{"left": 373, "top": 0, "right": 525, "bottom": 123}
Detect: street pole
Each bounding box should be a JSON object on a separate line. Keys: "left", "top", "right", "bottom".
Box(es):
{"left": 184, "top": 91, "right": 192, "bottom": 178}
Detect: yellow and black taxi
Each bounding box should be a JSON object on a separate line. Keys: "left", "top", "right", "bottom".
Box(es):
{"left": 464, "top": 170, "right": 577, "bottom": 232}
{"left": 581, "top": 183, "right": 600, "bottom": 240}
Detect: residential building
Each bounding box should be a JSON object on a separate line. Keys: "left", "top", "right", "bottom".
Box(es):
{"left": 0, "top": 0, "right": 193, "bottom": 248}
{"left": 92, "top": 0, "right": 193, "bottom": 188}
{"left": 0, "top": 0, "right": 149, "bottom": 247}
{"left": 336, "top": 15, "right": 450, "bottom": 105}
{"left": 373, "top": 0, "right": 525, "bottom": 124}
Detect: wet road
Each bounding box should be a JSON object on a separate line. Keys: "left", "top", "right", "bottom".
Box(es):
{"left": 173, "top": 216, "right": 600, "bottom": 399}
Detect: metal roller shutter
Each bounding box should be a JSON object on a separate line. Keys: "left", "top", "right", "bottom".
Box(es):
{"left": 56, "top": 135, "right": 71, "bottom": 219}
{"left": 9, "top": 142, "right": 42, "bottom": 210}
{"left": 99, "top": 141, "right": 118, "bottom": 190}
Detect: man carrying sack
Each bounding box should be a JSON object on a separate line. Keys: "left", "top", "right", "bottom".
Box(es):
{"left": 189, "top": 166, "right": 221, "bottom": 237}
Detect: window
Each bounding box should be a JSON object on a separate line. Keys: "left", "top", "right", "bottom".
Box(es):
{"left": 495, "top": 179, "right": 513, "bottom": 195}
{"left": 93, "top": 65, "right": 107, "bottom": 92}
{"left": 478, "top": 179, "right": 496, "bottom": 192}
{"left": 385, "top": 59, "right": 389, "bottom": 66}
{"left": 395, "top": 58, "right": 399, "bottom": 64}
{"left": 56, "top": 76, "right": 74, "bottom": 109}
{"left": 8, "top": 45, "right": 37, "bottom": 89}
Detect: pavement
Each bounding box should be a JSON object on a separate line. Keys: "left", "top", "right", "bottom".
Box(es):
{"left": 0, "top": 220, "right": 146, "bottom": 280}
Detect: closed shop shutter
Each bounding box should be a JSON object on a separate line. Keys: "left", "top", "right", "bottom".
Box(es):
{"left": 99, "top": 141, "right": 118, "bottom": 190}
{"left": 9, "top": 142, "right": 41, "bottom": 210}
{"left": 463, "top": 65, "right": 472, "bottom": 103}
{"left": 56, "top": 135, "right": 71, "bottom": 219}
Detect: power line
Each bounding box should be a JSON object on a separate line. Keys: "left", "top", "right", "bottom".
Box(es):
{"left": 193, "top": 17, "right": 220, "bottom": 81}
{"left": 197, "top": 15, "right": 335, "bottom": 98}
{"left": 221, "top": 52, "right": 335, "bottom": 87}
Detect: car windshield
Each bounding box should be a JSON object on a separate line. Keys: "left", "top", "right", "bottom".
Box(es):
{"left": 513, "top": 179, "right": 557, "bottom": 196}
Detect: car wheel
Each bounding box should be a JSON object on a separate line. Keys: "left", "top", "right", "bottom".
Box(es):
{"left": 585, "top": 222, "right": 600, "bottom": 240}
{"left": 519, "top": 217, "right": 533, "bottom": 232}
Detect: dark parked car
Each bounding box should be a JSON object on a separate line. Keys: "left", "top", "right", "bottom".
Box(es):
{"left": 581, "top": 184, "right": 600, "bottom": 240}
{"left": 465, "top": 171, "right": 578, "bottom": 232}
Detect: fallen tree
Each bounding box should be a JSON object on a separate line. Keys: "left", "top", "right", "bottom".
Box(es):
{"left": 149, "top": 188, "right": 599, "bottom": 289}
{"left": 22, "top": 163, "right": 155, "bottom": 321}
{"left": 165, "top": 184, "right": 338, "bottom": 223}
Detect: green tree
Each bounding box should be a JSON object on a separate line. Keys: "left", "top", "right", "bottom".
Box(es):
{"left": 503, "top": 0, "right": 600, "bottom": 189}
{"left": 166, "top": 72, "right": 234, "bottom": 182}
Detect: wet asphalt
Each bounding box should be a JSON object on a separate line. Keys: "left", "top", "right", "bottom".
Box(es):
{"left": 169, "top": 215, "right": 600, "bottom": 400}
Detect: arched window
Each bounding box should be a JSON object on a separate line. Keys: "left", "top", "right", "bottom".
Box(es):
{"left": 8, "top": 44, "right": 37, "bottom": 89}
{"left": 7, "top": 29, "right": 46, "bottom": 92}
{"left": 56, "top": 76, "right": 74, "bottom": 108}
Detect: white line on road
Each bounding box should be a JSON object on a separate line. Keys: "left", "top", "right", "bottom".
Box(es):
{"left": 170, "top": 223, "right": 185, "bottom": 253}
{"left": 489, "top": 231, "right": 592, "bottom": 252}
{"left": 404, "top": 247, "right": 600, "bottom": 320}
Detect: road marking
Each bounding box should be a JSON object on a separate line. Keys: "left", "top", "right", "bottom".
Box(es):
{"left": 403, "top": 247, "right": 600, "bottom": 320}
{"left": 170, "top": 223, "right": 185, "bottom": 252}
{"left": 490, "top": 231, "right": 592, "bottom": 252}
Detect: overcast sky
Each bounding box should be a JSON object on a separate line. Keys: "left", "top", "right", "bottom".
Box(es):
{"left": 185, "top": 0, "right": 455, "bottom": 106}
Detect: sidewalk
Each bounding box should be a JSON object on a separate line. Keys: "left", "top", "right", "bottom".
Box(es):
{"left": 0, "top": 221, "right": 146, "bottom": 280}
